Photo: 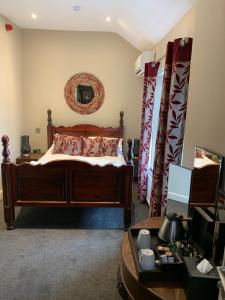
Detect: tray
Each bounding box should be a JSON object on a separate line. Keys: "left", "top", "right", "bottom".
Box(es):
{"left": 128, "top": 228, "right": 183, "bottom": 283}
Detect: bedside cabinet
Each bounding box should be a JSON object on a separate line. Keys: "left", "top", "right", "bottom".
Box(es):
{"left": 16, "top": 153, "right": 43, "bottom": 164}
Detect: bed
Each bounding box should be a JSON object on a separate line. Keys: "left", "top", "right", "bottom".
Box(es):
{"left": 1, "top": 110, "right": 134, "bottom": 230}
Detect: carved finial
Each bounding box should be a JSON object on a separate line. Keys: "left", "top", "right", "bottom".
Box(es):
{"left": 120, "top": 111, "right": 124, "bottom": 128}
{"left": 127, "top": 138, "right": 134, "bottom": 165}
{"left": 47, "top": 109, "right": 52, "bottom": 125}
{"left": 2, "top": 135, "right": 10, "bottom": 163}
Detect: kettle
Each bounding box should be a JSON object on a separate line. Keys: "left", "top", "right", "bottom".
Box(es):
{"left": 158, "top": 212, "right": 185, "bottom": 243}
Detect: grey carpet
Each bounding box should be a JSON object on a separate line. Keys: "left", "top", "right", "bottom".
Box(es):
{"left": 166, "top": 199, "right": 188, "bottom": 218}
{"left": 0, "top": 229, "right": 123, "bottom": 300}
{"left": 0, "top": 183, "right": 149, "bottom": 300}
{"left": 14, "top": 207, "right": 125, "bottom": 229}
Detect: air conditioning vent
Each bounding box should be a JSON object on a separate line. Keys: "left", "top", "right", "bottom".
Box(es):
{"left": 134, "top": 51, "right": 155, "bottom": 77}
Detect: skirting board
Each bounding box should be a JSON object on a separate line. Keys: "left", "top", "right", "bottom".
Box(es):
{"left": 168, "top": 191, "right": 189, "bottom": 204}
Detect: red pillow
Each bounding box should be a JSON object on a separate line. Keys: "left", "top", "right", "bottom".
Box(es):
{"left": 82, "top": 136, "right": 103, "bottom": 157}
{"left": 52, "top": 134, "right": 83, "bottom": 155}
{"left": 102, "top": 137, "right": 120, "bottom": 156}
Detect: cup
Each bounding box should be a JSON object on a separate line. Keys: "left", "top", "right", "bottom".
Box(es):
{"left": 137, "top": 229, "right": 151, "bottom": 249}
{"left": 160, "top": 254, "right": 168, "bottom": 263}
{"left": 139, "top": 249, "right": 155, "bottom": 270}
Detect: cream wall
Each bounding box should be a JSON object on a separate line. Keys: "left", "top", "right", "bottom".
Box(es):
{"left": 22, "top": 30, "right": 143, "bottom": 152}
{"left": 183, "top": 0, "right": 225, "bottom": 168}
{"left": 0, "top": 15, "right": 23, "bottom": 192}
{"left": 153, "top": 4, "right": 196, "bottom": 65}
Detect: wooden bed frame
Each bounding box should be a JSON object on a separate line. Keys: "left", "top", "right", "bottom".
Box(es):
{"left": 1, "top": 110, "right": 134, "bottom": 230}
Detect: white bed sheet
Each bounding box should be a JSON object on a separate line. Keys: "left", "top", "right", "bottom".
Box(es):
{"left": 194, "top": 156, "right": 219, "bottom": 169}
{"left": 30, "top": 144, "right": 126, "bottom": 167}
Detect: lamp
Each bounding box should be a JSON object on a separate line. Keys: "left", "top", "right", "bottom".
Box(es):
{"left": 158, "top": 212, "right": 185, "bottom": 243}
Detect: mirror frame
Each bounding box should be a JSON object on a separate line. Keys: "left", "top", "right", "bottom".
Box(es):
{"left": 64, "top": 72, "right": 105, "bottom": 114}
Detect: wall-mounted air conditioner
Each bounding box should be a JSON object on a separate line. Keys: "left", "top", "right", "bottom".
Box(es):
{"left": 134, "top": 51, "right": 155, "bottom": 77}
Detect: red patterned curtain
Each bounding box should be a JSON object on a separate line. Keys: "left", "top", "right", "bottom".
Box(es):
{"left": 138, "top": 62, "right": 160, "bottom": 202}
{"left": 150, "top": 38, "right": 193, "bottom": 216}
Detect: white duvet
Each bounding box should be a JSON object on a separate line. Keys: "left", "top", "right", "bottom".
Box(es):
{"left": 30, "top": 144, "right": 126, "bottom": 167}
{"left": 194, "top": 156, "right": 219, "bottom": 169}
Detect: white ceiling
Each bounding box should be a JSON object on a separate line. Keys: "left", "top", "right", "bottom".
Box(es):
{"left": 0, "top": 0, "right": 195, "bottom": 50}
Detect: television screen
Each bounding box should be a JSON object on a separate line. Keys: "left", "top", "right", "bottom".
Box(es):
{"left": 190, "top": 207, "right": 214, "bottom": 258}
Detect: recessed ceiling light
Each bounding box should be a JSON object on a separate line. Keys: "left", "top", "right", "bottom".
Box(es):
{"left": 31, "top": 13, "right": 37, "bottom": 19}
{"left": 106, "top": 16, "right": 111, "bottom": 22}
{"left": 73, "top": 5, "right": 81, "bottom": 12}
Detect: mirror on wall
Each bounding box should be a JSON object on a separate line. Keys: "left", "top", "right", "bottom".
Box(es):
{"left": 64, "top": 73, "right": 105, "bottom": 115}
{"left": 167, "top": 163, "right": 192, "bottom": 218}
{"left": 166, "top": 146, "right": 223, "bottom": 218}
{"left": 77, "top": 84, "right": 94, "bottom": 104}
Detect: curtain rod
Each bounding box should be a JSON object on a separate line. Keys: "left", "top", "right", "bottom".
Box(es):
{"left": 157, "top": 54, "right": 166, "bottom": 62}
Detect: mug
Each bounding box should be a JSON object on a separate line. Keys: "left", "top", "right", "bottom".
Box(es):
{"left": 137, "top": 229, "right": 151, "bottom": 249}
{"left": 139, "top": 249, "right": 155, "bottom": 270}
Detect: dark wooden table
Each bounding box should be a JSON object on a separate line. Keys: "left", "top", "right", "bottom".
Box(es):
{"left": 16, "top": 153, "right": 43, "bottom": 164}
{"left": 117, "top": 218, "right": 187, "bottom": 300}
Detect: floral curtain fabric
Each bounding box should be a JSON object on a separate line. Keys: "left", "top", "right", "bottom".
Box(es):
{"left": 150, "top": 38, "right": 193, "bottom": 216}
{"left": 138, "top": 62, "right": 160, "bottom": 202}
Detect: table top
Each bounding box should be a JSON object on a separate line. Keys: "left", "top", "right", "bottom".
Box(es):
{"left": 16, "top": 153, "right": 43, "bottom": 163}
{"left": 121, "top": 217, "right": 186, "bottom": 300}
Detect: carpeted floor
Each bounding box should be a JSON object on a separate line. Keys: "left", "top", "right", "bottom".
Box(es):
{"left": 0, "top": 229, "right": 123, "bottom": 300}
{"left": 0, "top": 183, "right": 149, "bottom": 300}
{"left": 0, "top": 183, "right": 187, "bottom": 300}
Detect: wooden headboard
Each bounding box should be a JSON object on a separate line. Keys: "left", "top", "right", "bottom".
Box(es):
{"left": 47, "top": 109, "right": 124, "bottom": 148}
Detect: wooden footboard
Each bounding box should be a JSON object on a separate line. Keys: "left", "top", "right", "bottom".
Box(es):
{"left": 1, "top": 135, "right": 133, "bottom": 230}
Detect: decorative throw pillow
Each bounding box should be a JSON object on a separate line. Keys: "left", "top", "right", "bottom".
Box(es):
{"left": 102, "top": 137, "right": 120, "bottom": 156}
{"left": 82, "top": 136, "right": 103, "bottom": 157}
{"left": 52, "top": 134, "right": 83, "bottom": 155}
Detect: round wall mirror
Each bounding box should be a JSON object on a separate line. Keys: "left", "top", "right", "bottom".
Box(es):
{"left": 64, "top": 73, "right": 105, "bottom": 114}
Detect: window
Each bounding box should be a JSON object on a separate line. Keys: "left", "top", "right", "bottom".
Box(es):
{"left": 146, "top": 69, "right": 164, "bottom": 204}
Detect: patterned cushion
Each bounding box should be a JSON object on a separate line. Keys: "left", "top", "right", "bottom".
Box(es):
{"left": 102, "top": 137, "right": 120, "bottom": 156}
{"left": 82, "top": 136, "right": 103, "bottom": 157}
{"left": 52, "top": 134, "right": 83, "bottom": 155}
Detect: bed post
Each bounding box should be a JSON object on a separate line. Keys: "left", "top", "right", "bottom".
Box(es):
{"left": 124, "top": 138, "right": 134, "bottom": 229}
{"left": 127, "top": 139, "right": 134, "bottom": 166}
{"left": 1, "top": 135, "right": 15, "bottom": 229}
{"left": 47, "top": 109, "right": 53, "bottom": 148}
{"left": 119, "top": 111, "right": 124, "bottom": 128}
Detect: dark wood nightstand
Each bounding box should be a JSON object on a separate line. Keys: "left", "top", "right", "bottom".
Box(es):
{"left": 16, "top": 153, "right": 43, "bottom": 164}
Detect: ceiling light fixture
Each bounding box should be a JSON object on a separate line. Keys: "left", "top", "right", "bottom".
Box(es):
{"left": 73, "top": 5, "right": 81, "bottom": 12}
{"left": 106, "top": 16, "right": 111, "bottom": 22}
{"left": 31, "top": 13, "right": 37, "bottom": 19}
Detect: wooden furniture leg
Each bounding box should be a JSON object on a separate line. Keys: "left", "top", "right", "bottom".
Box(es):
{"left": 3, "top": 199, "right": 15, "bottom": 230}
{"left": 1, "top": 135, "right": 15, "bottom": 229}
{"left": 117, "top": 264, "right": 129, "bottom": 300}
{"left": 124, "top": 207, "right": 132, "bottom": 230}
